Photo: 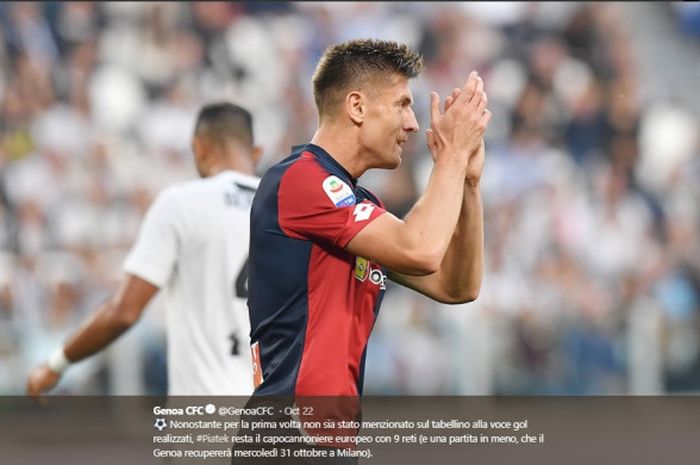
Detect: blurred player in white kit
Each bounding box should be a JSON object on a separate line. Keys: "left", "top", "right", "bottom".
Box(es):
{"left": 27, "top": 102, "right": 261, "bottom": 396}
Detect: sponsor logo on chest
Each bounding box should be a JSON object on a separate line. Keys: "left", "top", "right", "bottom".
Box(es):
{"left": 354, "top": 256, "right": 386, "bottom": 290}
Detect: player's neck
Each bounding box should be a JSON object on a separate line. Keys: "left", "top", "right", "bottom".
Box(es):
{"left": 206, "top": 158, "right": 255, "bottom": 178}
{"left": 311, "top": 125, "right": 368, "bottom": 179}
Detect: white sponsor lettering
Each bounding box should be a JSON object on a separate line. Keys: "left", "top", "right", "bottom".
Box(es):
{"left": 369, "top": 268, "right": 387, "bottom": 290}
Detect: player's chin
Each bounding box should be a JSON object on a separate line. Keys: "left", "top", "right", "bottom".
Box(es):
{"left": 385, "top": 147, "right": 403, "bottom": 168}
{"left": 374, "top": 146, "right": 402, "bottom": 169}
{"left": 380, "top": 156, "right": 401, "bottom": 170}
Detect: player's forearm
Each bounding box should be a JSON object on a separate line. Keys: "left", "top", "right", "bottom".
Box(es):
{"left": 435, "top": 184, "right": 484, "bottom": 301}
{"left": 399, "top": 158, "right": 468, "bottom": 271}
{"left": 62, "top": 298, "right": 135, "bottom": 363}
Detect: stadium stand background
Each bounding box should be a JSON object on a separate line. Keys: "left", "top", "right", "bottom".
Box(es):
{"left": 0, "top": 2, "right": 698, "bottom": 395}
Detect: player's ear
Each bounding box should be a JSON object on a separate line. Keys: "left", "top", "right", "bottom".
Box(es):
{"left": 250, "top": 146, "right": 263, "bottom": 167}
{"left": 346, "top": 91, "right": 365, "bottom": 125}
{"left": 192, "top": 134, "right": 207, "bottom": 159}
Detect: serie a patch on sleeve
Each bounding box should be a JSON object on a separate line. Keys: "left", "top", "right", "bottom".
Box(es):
{"left": 322, "top": 175, "right": 356, "bottom": 207}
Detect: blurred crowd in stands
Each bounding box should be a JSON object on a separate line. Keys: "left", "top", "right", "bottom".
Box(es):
{"left": 1, "top": 2, "right": 698, "bottom": 395}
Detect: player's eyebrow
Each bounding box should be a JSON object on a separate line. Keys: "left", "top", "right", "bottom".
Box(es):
{"left": 398, "top": 95, "right": 413, "bottom": 106}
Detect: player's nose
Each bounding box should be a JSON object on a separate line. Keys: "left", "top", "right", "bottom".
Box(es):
{"left": 404, "top": 107, "right": 419, "bottom": 133}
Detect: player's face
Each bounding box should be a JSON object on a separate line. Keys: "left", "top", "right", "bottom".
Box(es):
{"left": 361, "top": 74, "right": 419, "bottom": 169}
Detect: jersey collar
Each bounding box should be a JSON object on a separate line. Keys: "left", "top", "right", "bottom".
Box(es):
{"left": 297, "top": 143, "right": 358, "bottom": 187}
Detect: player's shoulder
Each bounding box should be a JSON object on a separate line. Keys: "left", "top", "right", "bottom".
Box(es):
{"left": 355, "top": 185, "right": 384, "bottom": 208}
{"left": 272, "top": 149, "right": 359, "bottom": 210}
{"left": 273, "top": 145, "right": 336, "bottom": 185}
{"left": 257, "top": 146, "right": 315, "bottom": 194}
{"left": 263, "top": 146, "right": 312, "bottom": 177}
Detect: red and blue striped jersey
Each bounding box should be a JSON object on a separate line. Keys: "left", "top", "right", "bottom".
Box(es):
{"left": 248, "top": 143, "right": 387, "bottom": 396}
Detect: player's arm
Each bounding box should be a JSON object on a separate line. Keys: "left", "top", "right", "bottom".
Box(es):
{"left": 26, "top": 274, "right": 158, "bottom": 400}
{"left": 345, "top": 161, "right": 468, "bottom": 276}
{"left": 388, "top": 164, "right": 484, "bottom": 304}
{"left": 347, "top": 73, "right": 490, "bottom": 298}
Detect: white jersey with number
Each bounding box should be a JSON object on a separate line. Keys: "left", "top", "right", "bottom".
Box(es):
{"left": 123, "top": 170, "right": 258, "bottom": 395}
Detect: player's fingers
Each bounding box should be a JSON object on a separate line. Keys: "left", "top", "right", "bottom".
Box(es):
{"left": 28, "top": 387, "right": 48, "bottom": 406}
{"left": 443, "top": 96, "right": 453, "bottom": 113}
{"left": 31, "top": 390, "right": 48, "bottom": 406}
{"left": 462, "top": 71, "right": 479, "bottom": 100}
{"left": 26, "top": 373, "right": 45, "bottom": 404}
{"left": 469, "top": 76, "right": 484, "bottom": 105}
{"left": 444, "top": 88, "right": 461, "bottom": 112}
{"left": 476, "top": 90, "right": 488, "bottom": 112}
{"left": 479, "top": 109, "right": 493, "bottom": 129}
{"left": 26, "top": 380, "right": 36, "bottom": 398}
{"left": 426, "top": 128, "right": 434, "bottom": 148}
{"left": 27, "top": 366, "right": 59, "bottom": 403}
{"left": 429, "top": 91, "right": 441, "bottom": 123}
{"left": 26, "top": 370, "right": 39, "bottom": 395}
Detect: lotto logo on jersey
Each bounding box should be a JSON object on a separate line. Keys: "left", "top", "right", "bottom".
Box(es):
{"left": 353, "top": 204, "right": 374, "bottom": 222}
{"left": 322, "top": 175, "right": 356, "bottom": 207}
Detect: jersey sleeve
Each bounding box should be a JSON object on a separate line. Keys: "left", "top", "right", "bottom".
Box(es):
{"left": 277, "top": 157, "right": 386, "bottom": 248}
{"left": 123, "top": 187, "right": 181, "bottom": 288}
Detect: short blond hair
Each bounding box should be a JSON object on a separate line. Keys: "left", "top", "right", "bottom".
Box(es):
{"left": 312, "top": 39, "right": 424, "bottom": 118}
